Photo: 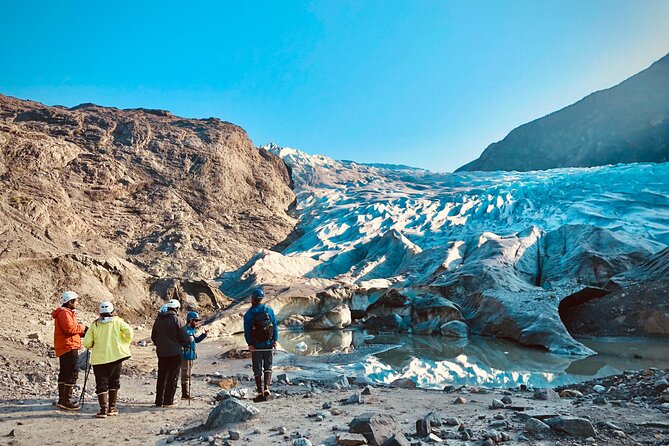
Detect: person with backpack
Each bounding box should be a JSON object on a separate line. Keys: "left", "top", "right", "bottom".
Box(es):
{"left": 243, "top": 288, "right": 278, "bottom": 398}
{"left": 81, "top": 301, "right": 133, "bottom": 418}
{"left": 180, "top": 311, "right": 207, "bottom": 400}
{"left": 151, "top": 299, "right": 191, "bottom": 407}
{"left": 52, "top": 290, "right": 88, "bottom": 411}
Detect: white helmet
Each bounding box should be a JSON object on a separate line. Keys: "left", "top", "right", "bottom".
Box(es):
{"left": 165, "top": 299, "right": 180, "bottom": 309}
{"left": 60, "top": 291, "right": 79, "bottom": 305}
{"left": 99, "top": 301, "right": 114, "bottom": 314}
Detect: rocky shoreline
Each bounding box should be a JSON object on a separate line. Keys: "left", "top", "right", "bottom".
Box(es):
{"left": 1, "top": 336, "right": 668, "bottom": 446}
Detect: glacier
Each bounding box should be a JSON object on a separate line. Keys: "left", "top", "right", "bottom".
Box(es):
{"left": 214, "top": 143, "right": 669, "bottom": 356}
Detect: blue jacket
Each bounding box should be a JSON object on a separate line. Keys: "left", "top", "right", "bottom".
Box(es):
{"left": 182, "top": 325, "right": 207, "bottom": 360}
{"left": 243, "top": 304, "right": 278, "bottom": 349}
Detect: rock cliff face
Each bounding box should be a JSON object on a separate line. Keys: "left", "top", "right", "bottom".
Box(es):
{"left": 0, "top": 94, "right": 295, "bottom": 317}
{"left": 457, "top": 52, "right": 669, "bottom": 172}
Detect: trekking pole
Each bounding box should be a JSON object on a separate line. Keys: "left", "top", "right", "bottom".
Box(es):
{"left": 79, "top": 350, "right": 91, "bottom": 408}
{"left": 188, "top": 370, "right": 191, "bottom": 406}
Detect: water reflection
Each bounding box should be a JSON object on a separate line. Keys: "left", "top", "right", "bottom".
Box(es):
{"left": 274, "top": 330, "right": 669, "bottom": 389}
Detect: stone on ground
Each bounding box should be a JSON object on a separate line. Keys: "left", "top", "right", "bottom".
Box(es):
{"left": 545, "top": 416, "right": 596, "bottom": 437}
{"left": 336, "top": 433, "right": 368, "bottom": 445}
{"left": 349, "top": 413, "right": 401, "bottom": 446}
{"left": 204, "top": 398, "right": 260, "bottom": 430}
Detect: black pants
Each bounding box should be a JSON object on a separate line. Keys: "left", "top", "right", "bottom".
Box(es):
{"left": 155, "top": 355, "right": 182, "bottom": 406}
{"left": 58, "top": 349, "right": 79, "bottom": 384}
{"left": 93, "top": 359, "right": 123, "bottom": 394}
{"left": 251, "top": 350, "right": 273, "bottom": 377}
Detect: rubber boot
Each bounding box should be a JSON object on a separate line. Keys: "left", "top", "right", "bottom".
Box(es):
{"left": 263, "top": 370, "right": 272, "bottom": 397}
{"left": 254, "top": 375, "right": 263, "bottom": 398}
{"left": 181, "top": 378, "right": 190, "bottom": 400}
{"left": 96, "top": 392, "right": 108, "bottom": 418}
{"left": 108, "top": 389, "right": 119, "bottom": 416}
{"left": 56, "top": 382, "right": 65, "bottom": 408}
{"left": 58, "top": 384, "right": 80, "bottom": 411}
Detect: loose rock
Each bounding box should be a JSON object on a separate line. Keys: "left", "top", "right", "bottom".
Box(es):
{"left": 533, "top": 388, "right": 559, "bottom": 400}
{"left": 389, "top": 378, "right": 416, "bottom": 389}
{"left": 545, "top": 416, "right": 596, "bottom": 437}
{"left": 525, "top": 418, "right": 552, "bottom": 436}
{"left": 349, "top": 413, "right": 400, "bottom": 446}
{"left": 203, "top": 399, "right": 260, "bottom": 430}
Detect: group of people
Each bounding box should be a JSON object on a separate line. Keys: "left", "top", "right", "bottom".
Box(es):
{"left": 51, "top": 287, "right": 278, "bottom": 417}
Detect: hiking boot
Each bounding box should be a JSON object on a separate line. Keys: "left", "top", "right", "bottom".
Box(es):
{"left": 56, "top": 382, "right": 65, "bottom": 407}
{"left": 108, "top": 389, "right": 119, "bottom": 416}
{"left": 162, "top": 403, "right": 177, "bottom": 408}
{"left": 254, "top": 375, "right": 263, "bottom": 398}
{"left": 58, "top": 384, "right": 80, "bottom": 411}
{"left": 181, "top": 378, "right": 190, "bottom": 400}
{"left": 263, "top": 370, "right": 272, "bottom": 397}
{"left": 96, "top": 392, "right": 108, "bottom": 418}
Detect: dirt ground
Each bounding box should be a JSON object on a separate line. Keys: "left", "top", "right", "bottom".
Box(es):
{"left": 1, "top": 330, "right": 669, "bottom": 446}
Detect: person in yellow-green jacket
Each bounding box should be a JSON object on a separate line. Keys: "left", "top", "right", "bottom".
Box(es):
{"left": 82, "top": 301, "right": 133, "bottom": 418}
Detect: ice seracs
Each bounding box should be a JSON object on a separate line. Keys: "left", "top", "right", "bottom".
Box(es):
{"left": 215, "top": 144, "right": 669, "bottom": 355}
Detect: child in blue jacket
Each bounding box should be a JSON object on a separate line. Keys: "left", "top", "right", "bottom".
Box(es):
{"left": 181, "top": 311, "right": 207, "bottom": 399}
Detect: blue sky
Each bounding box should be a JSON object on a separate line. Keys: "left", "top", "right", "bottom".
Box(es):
{"left": 2, "top": 1, "right": 669, "bottom": 171}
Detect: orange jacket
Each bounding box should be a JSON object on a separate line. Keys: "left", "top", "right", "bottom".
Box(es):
{"left": 52, "top": 307, "right": 86, "bottom": 357}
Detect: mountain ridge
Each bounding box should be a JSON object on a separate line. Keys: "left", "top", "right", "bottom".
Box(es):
{"left": 457, "top": 52, "right": 669, "bottom": 172}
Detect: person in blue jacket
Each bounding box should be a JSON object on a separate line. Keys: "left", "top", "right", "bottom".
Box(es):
{"left": 181, "top": 311, "right": 207, "bottom": 399}
{"left": 243, "top": 288, "right": 278, "bottom": 398}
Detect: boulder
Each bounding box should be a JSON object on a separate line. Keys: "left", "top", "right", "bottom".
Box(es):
{"left": 559, "top": 389, "right": 583, "bottom": 398}
{"left": 545, "top": 416, "right": 596, "bottom": 437}
{"left": 655, "top": 379, "right": 669, "bottom": 392}
{"left": 533, "top": 388, "right": 560, "bottom": 401}
{"left": 379, "top": 433, "right": 410, "bottom": 446}
{"left": 415, "top": 418, "right": 430, "bottom": 437}
{"left": 439, "top": 320, "right": 469, "bottom": 337}
{"left": 349, "top": 413, "right": 401, "bottom": 446}
{"left": 389, "top": 378, "right": 416, "bottom": 389}
{"left": 363, "top": 314, "right": 408, "bottom": 332}
{"left": 411, "top": 295, "right": 462, "bottom": 326}
{"left": 490, "top": 399, "right": 505, "bottom": 409}
{"left": 593, "top": 385, "right": 606, "bottom": 394}
{"left": 306, "top": 304, "right": 352, "bottom": 330}
{"left": 336, "top": 433, "right": 368, "bottom": 445}
{"left": 525, "top": 418, "right": 552, "bottom": 436}
{"left": 343, "top": 393, "right": 362, "bottom": 405}
{"left": 366, "top": 289, "right": 411, "bottom": 317}
{"left": 203, "top": 398, "right": 260, "bottom": 429}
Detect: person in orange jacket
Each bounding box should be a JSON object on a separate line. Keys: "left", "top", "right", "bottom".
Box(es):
{"left": 51, "top": 290, "right": 87, "bottom": 411}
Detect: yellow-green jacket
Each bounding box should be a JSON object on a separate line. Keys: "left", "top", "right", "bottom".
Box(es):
{"left": 82, "top": 316, "right": 133, "bottom": 365}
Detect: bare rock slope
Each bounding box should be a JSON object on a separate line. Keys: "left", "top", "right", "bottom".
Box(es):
{"left": 458, "top": 52, "right": 669, "bottom": 172}
{"left": 0, "top": 94, "right": 295, "bottom": 318}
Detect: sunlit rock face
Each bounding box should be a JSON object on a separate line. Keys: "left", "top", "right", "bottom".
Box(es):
{"left": 457, "top": 52, "right": 669, "bottom": 172}
{"left": 214, "top": 144, "right": 669, "bottom": 354}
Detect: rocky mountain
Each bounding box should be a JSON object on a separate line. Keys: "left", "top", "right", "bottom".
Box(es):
{"left": 212, "top": 145, "right": 669, "bottom": 356}
{"left": 457, "top": 52, "right": 669, "bottom": 172}
{"left": 0, "top": 94, "right": 295, "bottom": 318}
